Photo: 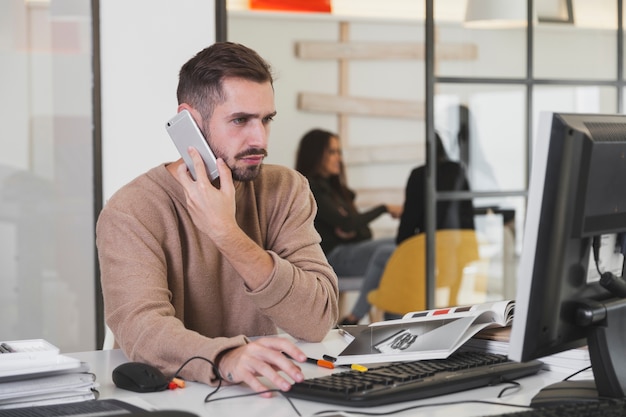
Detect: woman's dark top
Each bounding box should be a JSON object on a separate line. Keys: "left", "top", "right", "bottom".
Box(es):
{"left": 308, "top": 177, "right": 387, "bottom": 254}
{"left": 397, "top": 160, "right": 475, "bottom": 245}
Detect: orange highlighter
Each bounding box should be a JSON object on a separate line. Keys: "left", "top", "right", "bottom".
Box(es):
{"left": 305, "top": 357, "right": 334, "bottom": 369}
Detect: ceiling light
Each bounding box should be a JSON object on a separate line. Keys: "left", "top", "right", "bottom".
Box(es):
{"left": 464, "top": 0, "right": 529, "bottom": 28}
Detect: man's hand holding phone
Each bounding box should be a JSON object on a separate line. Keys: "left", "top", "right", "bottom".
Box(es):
{"left": 175, "top": 148, "right": 236, "bottom": 242}
{"left": 174, "top": 148, "right": 274, "bottom": 291}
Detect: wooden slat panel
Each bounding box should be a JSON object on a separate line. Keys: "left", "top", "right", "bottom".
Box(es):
{"left": 338, "top": 22, "right": 350, "bottom": 146}
{"left": 296, "top": 41, "right": 477, "bottom": 61}
{"left": 299, "top": 92, "right": 424, "bottom": 119}
{"left": 343, "top": 143, "right": 424, "bottom": 165}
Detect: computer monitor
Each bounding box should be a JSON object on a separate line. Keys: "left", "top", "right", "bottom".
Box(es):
{"left": 509, "top": 112, "right": 626, "bottom": 402}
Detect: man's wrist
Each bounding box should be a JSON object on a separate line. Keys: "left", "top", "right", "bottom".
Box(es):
{"left": 214, "top": 347, "right": 235, "bottom": 383}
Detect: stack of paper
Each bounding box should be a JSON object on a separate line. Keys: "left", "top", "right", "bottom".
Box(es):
{"left": 462, "top": 336, "right": 591, "bottom": 374}
{"left": 0, "top": 339, "right": 98, "bottom": 409}
{"left": 538, "top": 347, "right": 591, "bottom": 374}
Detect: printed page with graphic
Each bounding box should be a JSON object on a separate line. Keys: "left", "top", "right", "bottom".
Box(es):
{"left": 335, "top": 300, "right": 514, "bottom": 365}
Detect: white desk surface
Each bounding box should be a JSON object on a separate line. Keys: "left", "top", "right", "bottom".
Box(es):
{"left": 68, "top": 330, "right": 585, "bottom": 417}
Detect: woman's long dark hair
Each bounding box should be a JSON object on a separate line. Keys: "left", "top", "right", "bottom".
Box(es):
{"left": 295, "top": 129, "right": 355, "bottom": 209}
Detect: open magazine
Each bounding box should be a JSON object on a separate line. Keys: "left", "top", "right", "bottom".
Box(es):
{"left": 334, "top": 300, "right": 514, "bottom": 365}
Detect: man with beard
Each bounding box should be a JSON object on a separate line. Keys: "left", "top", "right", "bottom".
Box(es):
{"left": 96, "top": 42, "right": 338, "bottom": 396}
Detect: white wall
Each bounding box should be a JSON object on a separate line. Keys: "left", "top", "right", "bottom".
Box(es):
{"left": 100, "top": 0, "right": 216, "bottom": 202}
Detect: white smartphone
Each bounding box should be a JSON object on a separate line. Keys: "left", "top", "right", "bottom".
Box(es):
{"left": 165, "top": 109, "right": 219, "bottom": 181}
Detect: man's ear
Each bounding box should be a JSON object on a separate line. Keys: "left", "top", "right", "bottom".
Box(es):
{"left": 177, "top": 103, "right": 192, "bottom": 113}
{"left": 178, "top": 104, "right": 202, "bottom": 126}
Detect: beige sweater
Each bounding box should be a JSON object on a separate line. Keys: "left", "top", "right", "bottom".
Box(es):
{"left": 96, "top": 164, "right": 338, "bottom": 384}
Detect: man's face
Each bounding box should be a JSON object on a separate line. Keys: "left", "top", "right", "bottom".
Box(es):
{"left": 201, "top": 77, "right": 275, "bottom": 181}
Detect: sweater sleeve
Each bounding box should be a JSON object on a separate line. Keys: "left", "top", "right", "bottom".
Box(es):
{"left": 96, "top": 198, "right": 248, "bottom": 386}
{"left": 244, "top": 170, "right": 339, "bottom": 341}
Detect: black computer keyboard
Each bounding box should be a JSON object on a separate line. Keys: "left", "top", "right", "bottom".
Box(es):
{"left": 0, "top": 399, "right": 197, "bottom": 417}
{"left": 485, "top": 397, "right": 626, "bottom": 417}
{"left": 285, "top": 351, "right": 544, "bottom": 407}
{"left": 0, "top": 399, "right": 143, "bottom": 417}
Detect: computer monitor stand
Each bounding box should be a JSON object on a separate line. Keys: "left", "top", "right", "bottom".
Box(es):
{"left": 530, "top": 298, "right": 626, "bottom": 407}
{"left": 530, "top": 380, "right": 599, "bottom": 407}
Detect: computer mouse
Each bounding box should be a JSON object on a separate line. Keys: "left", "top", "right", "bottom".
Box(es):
{"left": 112, "top": 361, "right": 170, "bottom": 393}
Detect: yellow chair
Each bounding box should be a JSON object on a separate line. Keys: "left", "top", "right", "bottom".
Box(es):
{"left": 367, "top": 229, "right": 480, "bottom": 317}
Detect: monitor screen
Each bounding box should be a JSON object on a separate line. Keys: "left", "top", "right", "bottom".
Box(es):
{"left": 509, "top": 112, "right": 626, "bottom": 400}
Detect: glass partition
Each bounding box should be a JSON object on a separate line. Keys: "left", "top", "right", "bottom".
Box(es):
{"left": 0, "top": 0, "right": 96, "bottom": 351}
{"left": 435, "top": 84, "right": 527, "bottom": 193}
{"left": 534, "top": 0, "right": 617, "bottom": 80}
{"left": 463, "top": 196, "right": 526, "bottom": 304}
{"left": 435, "top": 0, "right": 526, "bottom": 79}
{"left": 532, "top": 85, "right": 618, "bottom": 147}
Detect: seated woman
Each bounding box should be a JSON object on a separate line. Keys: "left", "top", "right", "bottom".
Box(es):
{"left": 295, "top": 129, "right": 402, "bottom": 325}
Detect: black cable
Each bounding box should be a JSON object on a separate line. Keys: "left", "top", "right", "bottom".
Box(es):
{"left": 563, "top": 365, "right": 592, "bottom": 381}
{"left": 172, "top": 354, "right": 402, "bottom": 416}
{"left": 172, "top": 355, "right": 303, "bottom": 415}
{"left": 591, "top": 235, "right": 626, "bottom": 298}
{"left": 592, "top": 236, "right": 602, "bottom": 276}
{"left": 204, "top": 389, "right": 278, "bottom": 403}
{"left": 497, "top": 380, "right": 522, "bottom": 398}
{"left": 169, "top": 355, "right": 223, "bottom": 403}
{"left": 600, "top": 271, "right": 626, "bottom": 298}
{"left": 203, "top": 389, "right": 302, "bottom": 416}
{"left": 312, "top": 399, "right": 533, "bottom": 416}
{"left": 172, "top": 355, "right": 220, "bottom": 379}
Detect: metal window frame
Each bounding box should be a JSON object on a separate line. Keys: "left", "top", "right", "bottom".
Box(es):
{"left": 424, "top": 0, "right": 625, "bottom": 308}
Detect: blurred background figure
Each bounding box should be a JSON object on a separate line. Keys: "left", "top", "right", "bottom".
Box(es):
{"left": 368, "top": 132, "right": 477, "bottom": 321}
{"left": 397, "top": 132, "right": 475, "bottom": 245}
{"left": 295, "top": 129, "right": 402, "bottom": 325}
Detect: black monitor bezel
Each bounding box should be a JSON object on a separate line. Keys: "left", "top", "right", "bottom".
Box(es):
{"left": 510, "top": 112, "right": 626, "bottom": 398}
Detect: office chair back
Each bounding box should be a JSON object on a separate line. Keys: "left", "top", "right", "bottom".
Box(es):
{"left": 103, "top": 324, "right": 115, "bottom": 350}
{"left": 367, "top": 229, "right": 480, "bottom": 316}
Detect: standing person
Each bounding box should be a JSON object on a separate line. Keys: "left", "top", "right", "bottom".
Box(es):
{"left": 96, "top": 42, "right": 338, "bottom": 396}
{"left": 295, "top": 129, "right": 402, "bottom": 325}
{"left": 396, "top": 132, "right": 475, "bottom": 245}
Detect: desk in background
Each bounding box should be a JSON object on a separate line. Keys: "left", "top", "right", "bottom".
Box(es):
{"left": 69, "top": 330, "right": 581, "bottom": 417}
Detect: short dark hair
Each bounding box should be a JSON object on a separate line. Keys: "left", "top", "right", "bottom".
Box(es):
{"left": 177, "top": 42, "right": 274, "bottom": 118}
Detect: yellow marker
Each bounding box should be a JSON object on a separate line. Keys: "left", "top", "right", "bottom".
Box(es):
{"left": 350, "top": 364, "right": 368, "bottom": 372}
